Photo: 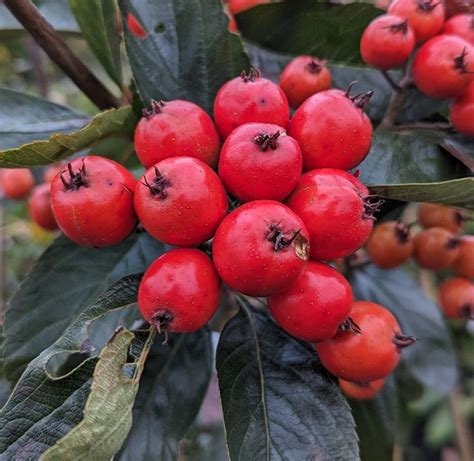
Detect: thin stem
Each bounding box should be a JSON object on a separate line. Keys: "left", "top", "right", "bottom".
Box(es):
{"left": 381, "top": 70, "right": 401, "bottom": 91}
{"left": 393, "top": 122, "right": 453, "bottom": 131}
{"left": 4, "top": 0, "right": 119, "bottom": 109}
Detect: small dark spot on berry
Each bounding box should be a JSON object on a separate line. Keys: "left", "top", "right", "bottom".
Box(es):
{"left": 260, "top": 98, "right": 266, "bottom": 104}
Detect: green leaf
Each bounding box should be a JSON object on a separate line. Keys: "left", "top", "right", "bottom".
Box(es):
{"left": 70, "top": 0, "right": 123, "bottom": 87}
{"left": 350, "top": 265, "right": 458, "bottom": 394}
{"left": 0, "top": 97, "right": 136, "bottom": 167}
{"left": 41, "top": 328, "right": 154, "bottom": 461}
{"left": 0, "top": 275, "right": 141, "bottom": 460}
{"left": 119, "top": 0, "right": 250, "bottom": 113}
{"left": 237, "top": 0, "right": 383, "bottom": 66}
{"left": 216, "top": 299, "right": 359, "bottom": 461}
{"left": 2, "top": 233, "right": 165, "bottom": 383}
{"left": 118, "top": 329, "right": 213, "bottom": 461}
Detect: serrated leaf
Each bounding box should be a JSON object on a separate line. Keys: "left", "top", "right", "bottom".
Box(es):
{"left": 0, "top": 275, "right": 142, "bottom": 460}
{"left": 2, "top": 233, "right": 165, "bottom": 384}
{"left": 118, "top": 329, "right": 213, "bottom": 461}
{"left": 70, "top": 0, "right": 123, "bottom": 87}
{"left": 216, "top": 299, "right": 359, "bottom": 461}
{"left": 41, "top": 328, "right": 154, "bottom": 461}
{"left": 350, "top": 265, "right": 458, "bottom": 394}
{"left": 119, "top": 0, "right": 250, "bottom": 113}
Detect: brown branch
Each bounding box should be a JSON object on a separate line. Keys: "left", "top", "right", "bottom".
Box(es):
{"left": 4, "top": 0, "right": 119, "bottom": 109}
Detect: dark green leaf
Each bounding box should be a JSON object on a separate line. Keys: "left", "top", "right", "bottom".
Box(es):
{"left": 350, "top": 265, "right": 458, "bottom": 394}
{"left": 118, "top": 329, "right": 213, "bottom": 461}
{"left": 2, "top": 233, "right": 164, "bottom": 383}
{"left": 70, "top": 0, "right": 123, "bottom": 87}
{"left": 119, "top": 0, "right": 250, "bottom": 113}
{"left": 217, "top": 299, "right": 359, "bottom": 461}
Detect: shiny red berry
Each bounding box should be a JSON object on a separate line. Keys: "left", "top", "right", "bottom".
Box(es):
{"left": 453, "top": 236, "right": 474, "bottom": 278}
{"left": 212, "top": 200, "right": 309, "bottom": 297}
{"left": 218, "top": 123, "right": 302, "bottom": 202}
{"left": 213, "top": 68, "right": 290, "bottom": 139}
{"left": 289, "top": 86, "right": 373, "bottom": 171}
{"left": 134, "top": 99, "right": 221, "bottom": 169}
{"left": 2, "top": 168, "right": 34, "bottom": 200}
{"left": 138, "top": 249, "right": 221, "bottom": 333}
{"left": 450, "top": 82, "right": 474, "bottom": 137}
{"left": 442, "top": 13, "right": 474, "bottom": 45}
{"left": 126, "top": 12, "right": 147, "bottom": 38}
{"left": 439, "top": 277, "right": 474, "bottom": 319}
{"left": 50, "top": 156, "right": 136, "bottom": 247}
{"left": 134, "top": 157, "right": 228, "bottom": 247}
{"left": 268, "top": 261, "right": 353, "bottom": 342}
{"left": 28, "top": 183, "right": 58, "bottom": 231}
{"left": 413, "top": 227, "right": 459, "bottom": 270}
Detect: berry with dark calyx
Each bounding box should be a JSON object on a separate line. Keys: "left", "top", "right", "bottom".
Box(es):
{"left": 213, "top": 68, "right": 290, "bottom": 139}
{"left": 268, "top": 261, "right": 353, "bottom": 342}
{"left": 28, "top": 183, "right": 58, "bottom": 231}
{"left": 453, "top": 235, "right": 474, "bottom": 278}
{"left": 126, "top": 13, "right": 147, "bottom": 38}
{"left": 279, "top": 56, "right": 332, "bottom": 108}
{"left": 228, "top": 0, "right": 270, "bottom": 14}
{"left": 413, "top": 227, "right": 460, "bottom": 270}
{"left": 138, "top": 249, "right": 221, "bottom": 333}
{"left": 388, "top": 0, "right": 445, "bottom": 43}
{"left": 286, "top": 169, "right": 378, "bottom": 260}
{"left": 450, "top": 82, "right": 474, "bottom": 137}
{"left": 134, "top": 157, "right": 228, "bottom": 247}
{"left": 316, "top": 301, "right": 416, "bottom": 382}
{"left": 439, "top": 277, "right": 474, "bottom": 319}
{"left": 50, "top": 156, "right": 137, "bottom": 247}
{"left": 367, "top": 221, "right": 414, "bottom": 268}
{"left": 442, "top": 13, "right": 474, "bottom": 45}
{"left": 412, "top": 35, "right": 474, "bottom": 99}
{"left": 2, "top": 168, "right": 34, "bottom": 200}
{"left": 288, "top": 84, "right": 373, "bottom": 171}
{"left": 360, "top": 15, "right": 416, "bottom": 70}
{"left": 212, "top": 200, "right": 309, "bottom": 297}
{"left": 339, "top": 378, "right": 385, "bottom": 400}
{"left": 134, "top": 99, "right": 221, "bottom": 169}
{"left": 218, "top": 123, "right": 302, "bottom": 202}
{"left": 418, "top": 202, "right": 467, "bottom": 233}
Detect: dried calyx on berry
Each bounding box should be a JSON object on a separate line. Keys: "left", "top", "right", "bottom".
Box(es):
{"left": 393, "top": 332, "right": 417, "bottom": 350}
{"left": 417, "top": 0, "right": 440, "bottom": 12}
{"left": 363, "top": 195, "right": 385, "bottom": 220}
{"left": 151, "top": 309, "right": 174, "bottom": 334}
{"left": 143, "top": 99, "right": 166, "bottom": 119}
{"left": 142, "top": 166, "right": 171, "bottom": 199}
{"left": 453, "top": 47, "right": 473, "bottom": 74}
{"left": 345, "top": 81, "right": 374, "bottom": 109}
{"left": 240, "top": 67, "right": 261, "bottom": 82}
{"left": 254, "top": 131, "right": 280, "bottom": 151}
{"left": 340, "top": 317, "right": 362, "bottom": 334}
{"left": 60, "top": 159, "right": 88, "bottom": 191}
{"left": 383, "top": 19, "right": 410, "bottom": 34}
{"left": 306, "top": 58, "right": 327, "bottom": 74}
{"left": 266, "top": 223, "right": 309, "bottom": 259}
{"left": 460, "top": 303, "right": 474, "bottom": 320}
{"left": 394, "top": 222, "right": 410, "bottom": 243}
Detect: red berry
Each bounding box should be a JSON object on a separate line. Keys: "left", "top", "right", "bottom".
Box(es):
{"left": 28, "top": 183, "right": 58, "bottom": 231}
{"left": 453, "top": 236, "right": 474, "bottom": 278}
{"left": 268, "top": 261, "right": 353, "bottom": 342}
{"left": 134, "top": 100, "right": 221, "bottom": 169}
{"left": 134, "top": 157, "right": 228, "bottom": 247}
{"left": 316, "top": 301, "right": 415, "bottom": 382}
{"left": 288, "top": 87, "right": 373, "bottom": 171}
{"left": 388, "top": 0, "right": 445, "bottom": 43}
{"left": 450, "top": 82, "right": 474, "bottom": 137}
{"left": 418, "top": 202, "right": 466, "bottom": 233}
{"left": 138, "top": 249, "right": 221, "bottom": 332}
{"left": 339, "top": 378, "right": 385, "bottom": 400}
{"left": 213, "top": 68, "right": 290, "bottom": 139}
{"left": 360, "top": 15, "right": 416, "bottom": 69}
{"left": 50, "top": 156, "right": 136, "bottom": 247}
{"left": 286, "top": 169, "right": 377, "bottom": 260}
{"left": 2, "top": 168, "right": 34, "bottom": 200}
{"left": 218, "top": 123, "right": 302, "bottom": 202}
{"left": 228, "top": 0, "right": 270, "bottom": 14}
{"left": 442, "top": 14, "right": 474, "bottom": 45}
{"left": 279, "top": 56, "right": 332, "bottom": 108}
{"left": 412, "top": 35, "right": 474, "bottom": 99}
{"left": 126, "top": 12, "right": 147, "bottom": 38}
{"left": 439, "top": 277, "right": 474, "bottom": 319}
{"left": 212, "top": 200, "right": 309, "bottom": 297}
{"left": 413, "top": 227, "right": 460, "bottom": 270}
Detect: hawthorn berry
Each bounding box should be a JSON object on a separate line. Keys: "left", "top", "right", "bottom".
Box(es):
{"left": 28, "top": 183, "right": 57, "bottom": 231}
{"left": 213, "top": 68, "right": 290, "bottom": 139}
{"left": 339, "top": 378, "right": 385, "bottom": 400}
{"left": 267, "top": 261, "right": 353, "bottom": 342}
{"left": 412, "top": 35, "right": 474, "bottom": 99}
{"left": 413, "top": 227, "right": 460, "bottom": 270}
{"left": 279, "top": 56, "right": 332, "bottom": 108}
{"left": 316, "top": 301, "right": 416, "bottom": 382}
{"left": 418, "top": 202, "right": 466, "bottom": 233}
{"left": 367, "top": 221, "right": 413, "bottom": 269}
{"left": 227, "top": 0, "right": 270, "bottom": 14}
{"left": 138, "top": 249, "right": 221, "bottom": 333}
{"left": 289, "top": 85, "right": 373, "bottom": 171}
{"left": 212, "top": 200, "right": 309, "bottom": 297}
{"left": 360, "top": 15, "right": 415, "bottom": 70}
{"left": 134, "top": 157, "right": 228, "bottom": 247}
{"left": 442, "top": 14, "right": 474, "bottom": 45}
{"left": 388, "top": 0, "right": 445, "bottom": 43}
{"left": 439, "top": 277, "right": 474, "bottom": 319}
{"left": 218, "top": 123, "right": 302, "bottom": 202}
{"left": 126, "top": 12, "right": 147, "bottom": 38}
{"left": 450, "top": 82, "right": 474, "bottom": 137}
{"left": 453, "top": 236, "right": 474, "bottom": 278}
{"left": 134, "top": 100, "right": 221, "bottom": 169}
{"left": 2, "top": 168, "right": 34, "bottom": 200}
{"left": 50, "top": 156, "right": 136, "bottom": 247}
{"left": 286, "top": 169, "right": 379, "bottom": 260}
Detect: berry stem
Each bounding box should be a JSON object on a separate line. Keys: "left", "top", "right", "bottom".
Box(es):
{"left": 393, "top": 332, "right": 417, "bottom": 350}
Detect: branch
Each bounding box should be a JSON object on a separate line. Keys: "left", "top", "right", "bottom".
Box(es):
{"left": 393, "top": 122, "right": 453, "bottom": 131}
{"left": 4, "top": 0, "right": 119, "bottom": 110}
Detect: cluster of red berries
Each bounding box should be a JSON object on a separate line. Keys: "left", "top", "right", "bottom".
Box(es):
{"left": 360, "top": 2, "right": 474, "bottom": 136}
